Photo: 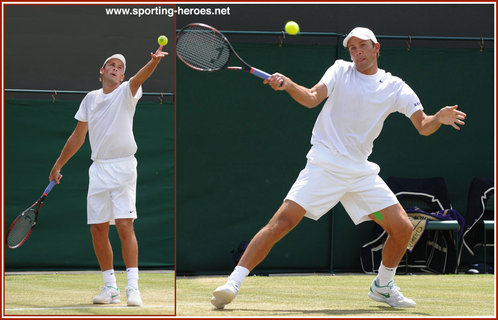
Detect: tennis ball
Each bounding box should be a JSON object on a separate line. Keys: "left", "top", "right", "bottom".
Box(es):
{"left": 158, "top": 35, "right": 168, "bottom": 46}
{"left": 285, "top": 21, "right": 300, "bottom": 35}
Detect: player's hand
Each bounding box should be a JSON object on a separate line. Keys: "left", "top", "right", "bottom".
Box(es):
{"left": 49, "top": 167, "right": 63, "bottom": 184}
{"left": 437, "top": 105, "right": 467, "bottom": 130}
{"left": 151, "top": 46, "right": 168, "bottom": 63}
{"left": 264, "top": 73, "right": 287, "bottom": 91}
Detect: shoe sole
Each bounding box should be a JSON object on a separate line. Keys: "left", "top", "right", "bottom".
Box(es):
{"left": 368, "top": 291, "right": 386, "bottom": 303}
{"left": 368, "top": 291, "right": 416, "bottom": 308}
{"left": 127, "top": 296, "right": 143, "bottom": 306}
{"left": 93, "top": 298, "right": 120, "bottom": 304}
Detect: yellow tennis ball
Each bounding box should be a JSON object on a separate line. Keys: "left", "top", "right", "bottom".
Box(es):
{"left": 158, "top": 35, "right": 168, "bottom": 46}
{"left": 285, "top": 21, "right": 300, "bottom": 35}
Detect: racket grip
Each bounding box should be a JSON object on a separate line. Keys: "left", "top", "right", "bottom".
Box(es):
{"left": 44, "top": 174, "right": 61, "bottom": 195}
{"left": 250, "top": 67, "right": 271, "bottom": 80}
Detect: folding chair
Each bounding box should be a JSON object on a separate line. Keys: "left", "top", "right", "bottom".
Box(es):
{"left": 459, "top": 177, "right": 494, "bottom": 273}
{"left": 386, "top": 176, "right": 450, "bottom": 211}
{"left": 386, "top": 176, "right": 460, "bottom": 273}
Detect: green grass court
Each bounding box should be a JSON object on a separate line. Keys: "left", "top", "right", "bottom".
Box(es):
{"left": 4, "top": 271, "right": 174, "bottom": 316}
{"left": 4, "top": 272, "right": 495, "bottom": 317}
{"left": 176, "top": 274, "right": 495, "bottom": 317}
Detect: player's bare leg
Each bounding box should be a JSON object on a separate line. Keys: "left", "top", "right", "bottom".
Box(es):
{"left": 91, "top": 222, "right": 120, "bottom": 304}
{"left": 211, "top": 200, "right": 306, "bottom": 309}
{"left": 367, "top": 203, "right": 416, "bottom": 307}
{"left": 370, "top": 204, "right": 412, "bottom": 267}
{"left": 115, "top": 218, "right": 142, "bottom": 306}
{"left": 115, "top": 218, "right": 138, "bottom": 268}
{"left": 90, "top": 222, "right": 114, "bottom": 271}
{"left": 238, "top": 200, "right": 306, "bottom": 270}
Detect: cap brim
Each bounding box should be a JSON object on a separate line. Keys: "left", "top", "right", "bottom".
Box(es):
{"left": 343, "top": 34, "right": 373, "bottom": 47}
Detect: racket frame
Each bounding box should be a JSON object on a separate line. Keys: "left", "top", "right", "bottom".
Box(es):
{"left": 6, "top": 178, "right": 57, "bottom": 249}
{"left": 176, "top": 23, "right": 271, "bottom": 79}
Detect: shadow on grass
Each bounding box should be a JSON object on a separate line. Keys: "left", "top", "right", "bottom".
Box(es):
{"left": 5, "top": 303, "right": 175, "bottom": 316}
{"left": 211, "top": 306, "right": 430, "bottom": 316}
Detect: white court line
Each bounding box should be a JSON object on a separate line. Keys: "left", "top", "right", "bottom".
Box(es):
{"left": 6, "top": 305, "right": 174, "bottom": 311}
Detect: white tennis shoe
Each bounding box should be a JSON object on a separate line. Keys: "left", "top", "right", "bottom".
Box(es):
{"left": 368, "top": 278, "right": 416, "bottom": 308}
{"left": 93, "top": 286, "right": 120, "bottom": 304}
{"left": 126, "top": 287, "right": 143, "bottom": 306}
{"left": 211, "top": 281, "right": 239, "bottom": 309}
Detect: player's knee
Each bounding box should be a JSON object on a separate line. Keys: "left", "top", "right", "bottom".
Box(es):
{"left": 382, "top": 214, "right": 412, "bottom": 243}
{"left": 392, "top": 219, "right": 413, "bottom": 243}
{"left": 90, "top": 223, "right": 108, "bottom": 238}
{"left": 267, "top": 215, "right": 298, "bottom": 236}
{"left": 262, "top": 201, "right": 304, "bottom": 242}
{"left": 115, "top": 220, "right": 135, "bottom": 239}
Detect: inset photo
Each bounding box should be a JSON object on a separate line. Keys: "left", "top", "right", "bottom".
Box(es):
{"left": 175, "top": 3, "right": 494, "bottom": 318}
{"left": 3, "top": 3, "right": 175, "bottom": 316}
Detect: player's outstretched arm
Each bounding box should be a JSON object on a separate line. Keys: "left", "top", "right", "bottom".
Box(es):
{"left": 410, "top": 105, "right": 467, "bottom": 136}
{"left": 129, "top": 46, "right": 168, "bottom": 96}
{"left": 49, "top": 121, "right": 88, "bottom": 183}
{"left": 263, "top": 73, "right": 327, "bottom": 109}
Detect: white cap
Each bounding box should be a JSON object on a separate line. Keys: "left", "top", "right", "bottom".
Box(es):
{"left": 343, "top": 27, "right": 378, "bottom": 47}
{"left": 102, "top": 54, "right": 126, "bottom": 72}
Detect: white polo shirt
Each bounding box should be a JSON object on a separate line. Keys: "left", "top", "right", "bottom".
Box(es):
{"left": 75, "top": 81, "right": 142, "bottom": 161}
{"left": 313, "top": 59, "right": 423, "bottom": 162}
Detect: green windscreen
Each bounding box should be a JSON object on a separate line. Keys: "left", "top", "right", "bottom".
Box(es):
{"left": 4, "top": 99, "right": 174, "bottom": 270}
{"left": 177, "top": 43, "right": 494, "bottom": 275}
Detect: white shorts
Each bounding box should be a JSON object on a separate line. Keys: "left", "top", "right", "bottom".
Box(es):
{"left": 285, "top": 144, "right": 398, "bottom": 225}
{"left": 87, "top": 155, "right": 138, "bottom": 225}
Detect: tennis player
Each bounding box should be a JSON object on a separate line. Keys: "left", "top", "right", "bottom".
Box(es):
{"left": 211, "top": 27, "right": 466, "bottom": 309}
{"left": 49, "top": 47, "right": 167, "bottom": 306}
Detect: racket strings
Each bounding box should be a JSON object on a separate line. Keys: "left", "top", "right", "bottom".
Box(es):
{"left": 177, "top": 25, "right": 231, "bottom": 71}
{"left": 7, "top": 209, "right": 36, "bottom": 248}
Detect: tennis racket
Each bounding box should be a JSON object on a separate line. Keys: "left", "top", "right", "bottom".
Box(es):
{"left": 176, "top": 23, "right": 272, "bottom": 80}
{"left": 6, "top": 177, "right": 59, "bottom": 249}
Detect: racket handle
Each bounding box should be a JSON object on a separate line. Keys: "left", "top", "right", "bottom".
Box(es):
{"left": 43, "top": 174, "right": 61, "bottom": 195}
{"left": 250, "top": 67, "right": 271, "bottom": 80}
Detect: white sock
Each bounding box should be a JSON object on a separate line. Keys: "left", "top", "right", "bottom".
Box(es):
{"left": 227, "top": 266, "right": 250, "bottom": 287}
{"left": 377, "top": 262, "right": 397, "bottom": 286}
{"left": 127, "top": 267, "right": 139, "bottom": 289}
{"left": 103, "top": 269, "right": 117, "bottom": 288}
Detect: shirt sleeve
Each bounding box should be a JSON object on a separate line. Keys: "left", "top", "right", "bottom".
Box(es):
{"left": 396, "top": 82, "right": 424, "bottom": 118}
{"left": 74, "top": 93, "right": 89, "bottom": 122}
{"left": 318, "top": 60, "right": 345, "bottom": 97}
{"left": 123, "top": 81, "right": 142, "bottom": 102}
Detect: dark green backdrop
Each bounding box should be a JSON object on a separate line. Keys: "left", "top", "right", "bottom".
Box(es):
{"left": 4, "top": 99, "right": 174, "bottom": 270}
{"left": 177, "top": 43, "right": 494, "bottom": 275}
